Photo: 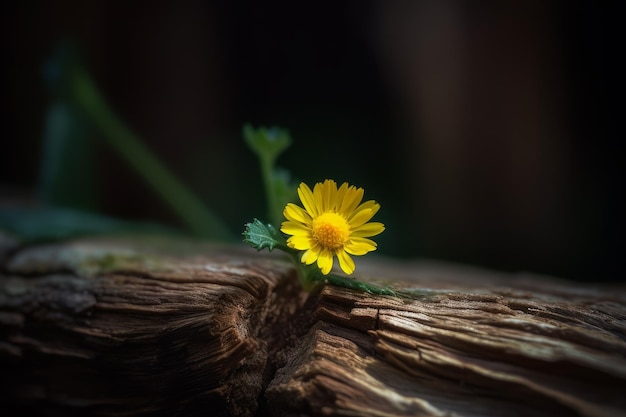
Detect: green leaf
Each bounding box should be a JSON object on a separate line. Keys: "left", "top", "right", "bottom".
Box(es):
{"left": 291, "top": 264, "right": 399, "bottom": 296}
{"left": 243, "top": 124, "right": 292, "bottom": 163}
{"left": 324, "top": 274, "right": 398, "bottom": 296}
{"left": 242, "top": 218, "right": 290, "bottom": 252}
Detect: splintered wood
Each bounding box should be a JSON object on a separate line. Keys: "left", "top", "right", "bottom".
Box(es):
{"left": 0, "top": 237, "right": 624, "bottom": 416}
{"left": 268, "top": 285, "right": 625, "bottom": 417}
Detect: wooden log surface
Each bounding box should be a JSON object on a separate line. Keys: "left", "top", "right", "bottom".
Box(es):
{"left": 0, "top": 235, "right": 625, "bottom": 417}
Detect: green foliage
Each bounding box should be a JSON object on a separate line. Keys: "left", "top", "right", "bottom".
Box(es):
{"left": 242, "top": 218, "right": 290, "bottom": 252}
{"left": 243, "top": 124, "right": 297, "bottom": 229}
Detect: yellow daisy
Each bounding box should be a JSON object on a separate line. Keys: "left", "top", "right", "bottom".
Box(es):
{"left": 280, "top": 179, "right": 385, "bottom": 275}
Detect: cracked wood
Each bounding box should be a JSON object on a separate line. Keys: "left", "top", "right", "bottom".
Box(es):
{"left": 1, "top": 237, "right": 625, "bottom": 416}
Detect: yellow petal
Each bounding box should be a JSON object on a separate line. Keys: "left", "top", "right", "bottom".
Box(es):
{"left": 312, "top": 182, "right": 323, "bottom": 212}
{"left": 326, "top": 179, "right": 338, "bottom": 211}
{"left": 343, "top": 244, "right": 368, "bottom": 255}
{"left": 315, "top": 179, "right": 336, "bottom": 213}
{"left": 301, "top": 245, "right": 321, "bottom": 265}
{"left": 316, "top": 248, "right": 334, "bottom": 275}
{"left": 335, "top": 182, "right": 349, "bottom": 211}
{"left": 297, "top": 183, "right": 318, "bottom": 217}
{"left": 284, "top": 203, "right": 312, "bottom": 224}
{"left": 288, "top": 235, "right": 314, "bottom": 250}
{"left": 349, "top": 209, "right": 374, "bottom": 228}
{"left": 352, "top": 222, "right": 385, "bottom": 237}
{"left": 348, "top": 201, "right": 380, "bottom": 228}
{"left": 350, "top": 200, "right": 379, "bottom": 218}
{"left": 337, "top": 250, "right": 355, "bottom": 275}
{"left": 280, "top": 221, "right": 309, "bottom": 236}
{"left": 344, "top": 237, "right": 377, "bottom": 255}
{"left": 339, "top": 186, "right": 363, "bottom": 216}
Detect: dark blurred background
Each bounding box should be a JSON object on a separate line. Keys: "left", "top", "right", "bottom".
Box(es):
{"left": 1, "top": 1, "right": 622, "bottom": 281}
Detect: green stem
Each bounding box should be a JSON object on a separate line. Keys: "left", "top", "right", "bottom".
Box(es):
{"left": 260, "top": 155, "right": 280, "bottom": 228}
{"left": 70, "top": 67, "right": 233, "bottom": 241}
{"left": 292, "top": 255, "right": 322, "bottom": 292}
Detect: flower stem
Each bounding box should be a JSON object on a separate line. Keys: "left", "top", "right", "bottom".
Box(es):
{"left": 259, "top": 154, "right": 281, "bottom": 228}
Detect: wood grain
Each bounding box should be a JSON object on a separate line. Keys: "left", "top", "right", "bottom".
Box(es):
{"left": 0, "top": 238, "right": 301, "bottom": 416}
{"left": 268, "top": 283, "right": 625, "bottom": 416}
{"left": 1, "top": 237, "right": 624, "bottom": 416}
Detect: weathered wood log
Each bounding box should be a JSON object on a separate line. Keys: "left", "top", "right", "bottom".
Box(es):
{"left": 1, "top": 236, "right": 625, "bottom": 416}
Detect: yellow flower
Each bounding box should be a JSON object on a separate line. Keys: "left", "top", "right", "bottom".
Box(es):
{"left": 280, "top": 179, "right": 385, "bottom": 275}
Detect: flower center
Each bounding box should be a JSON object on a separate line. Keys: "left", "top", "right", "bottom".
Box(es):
{"left": 311, "top": 212, "right": 350, "bottom": 250}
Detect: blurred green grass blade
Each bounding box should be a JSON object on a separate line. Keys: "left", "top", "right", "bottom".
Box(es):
{"left": 70, "top": 68, "right": 233, "bottom": 241}
{"left": 0, "top": 207, "right": 181, "bottom": 243}
{"left": 42, "top": 40, "right": 233, "bottom": 242}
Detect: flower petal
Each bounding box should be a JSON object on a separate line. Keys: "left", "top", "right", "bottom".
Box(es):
{"left": 349, "top": 200, "right": 379, "bottom": 219}
{"left": 348, "top": 201, "right": 380, "bottom": 228}
{"left": 344, "top": 237, "right": 377, "bottom": 255}
{"left": 297, "top": 183, "right": 318, "bottom": 218}
{"left": 352, "top": 222, "right": 385, "bottom": 237}
{"left": 284, "top": 203, "right": 312, "bottom": 224}
{"left": 337, "top": 250, "right": 355, "bottom": 275}
{"left": 339, "top": 186, "right": 364, "bottom": 216}
{"left": 335, "top": 182, "right": 349, "bottom": 211}
{"left": 301, "top": 245, "right": 321, "bottom": 265}
{"left": 316, "top": 248, "right": 334, "bottom": 275}
{"left": 328, "top": 180, "right": 339, "bottom": 210}
{"left": 315, "top": 179, "right": 336, "bottom": 213}
{"left": 312, "top": 182, "right": 324, "bottom": 212}
{"left": 348, "top": 209, "right": 373, "bottom": 229}
{"left": 280, "top": 221, "right": 309, "bottom": 236}
{"left": 288, "top": 235, "right": 314, "bottom": 250}
{"left": 348, "top": 208, "right": 374, "bottom": 228}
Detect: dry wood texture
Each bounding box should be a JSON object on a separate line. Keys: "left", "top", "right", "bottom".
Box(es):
{"left": 1, "top": 236, "right": 625, "bottom": 417}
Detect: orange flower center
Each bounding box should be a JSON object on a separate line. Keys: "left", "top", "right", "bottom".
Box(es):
{"left": 312, "top": 212, "right": 350, "bottom": 249}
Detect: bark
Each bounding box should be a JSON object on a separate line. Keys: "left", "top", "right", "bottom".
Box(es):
{"left": 0, "top": 236, "right": 624, "bottom": 417}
